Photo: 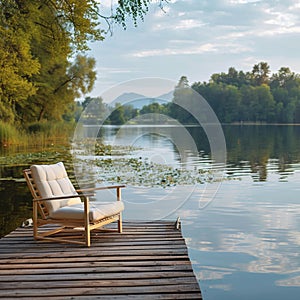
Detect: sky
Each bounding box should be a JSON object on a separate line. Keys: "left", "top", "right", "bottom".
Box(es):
{"left": 87, "top": 0, "right": 300, "bottom": 100}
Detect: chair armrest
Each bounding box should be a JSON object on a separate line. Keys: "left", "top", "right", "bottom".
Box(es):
{"left": 76, "top": 185, "right": 126, "bottom": 193}
{"left": 32, "top": 193, "right": 94, "bottom": 202}
{"left": 33, "top": 185, "right": 125, "bottom": 202}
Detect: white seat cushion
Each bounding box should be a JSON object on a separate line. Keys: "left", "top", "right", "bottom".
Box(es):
{"left": 50, "top": 201, "right": 125, "bottom": 222}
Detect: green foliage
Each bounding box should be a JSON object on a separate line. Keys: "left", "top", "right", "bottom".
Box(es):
{"left": 192, "top": 63, "right": 300, "bottom": 124}
{"left": 0, "top": 101, "right": 15, "bottom": 123}
{"left": 0, "top": 0, "right": 101, "bottom": 126}
{"left": 95, "top": 143, "right": 112, "bottom": 156}
{"left": 51, "top": 0, "right": 104, "bottom": 51}
{"left": 0, "top": 121, "right": 22, "bottom": 146}
{"left": 0, "top": 0, "right": 159, "bottom": 129}
{"left": 252, "top": 62, "right": 270, "bottom": 86}
{"left": 169, "top": 76, "right": 198, "bottom": 124}
{"left": 80, "top": 97, "right": 109, "bottom": 124}
{"left": 94, "top": 156, "right": 214, "bottom": 187}
{"left": 108, "top": 103, "right": 126, "bottom": 125}
{"left": 140, "top": 102, "right": 167, "bottom": 115}
{"left": 115, "top": 0, "right": 151, "bottom": 28}
{"left": 0, "top": 3, "right": 40, "bottom": 123}
{"left": 66, "top": 55, "right": 97, "bottom": 97}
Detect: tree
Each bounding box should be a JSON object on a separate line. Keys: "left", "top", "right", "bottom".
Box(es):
{"left": 192, "top": 82, "right": 241, "bottom": 123}
{"left": 210, "top": 67, "right": 252, "bottom": 87}
{"left": 255, "top": 84, "right": 276, "bottom": 122}
{"left": 220, "top": 85, "right": 241, "bottom": 123}
{"left": 0, "top": 0, "right": 159, "bottom": 127}
{"left": 170, "top": 76, "right": 197, "bottom": 124}
{"left": 80, "top": 96, "right": 108, "bottom": 124}
{"left": 115, "top": 0, "right": 167, "bottom": 29}
{"left": 140, "top": 102, "right": 167, "bottom": 114}
{"left": 0, "top": 2, "right": 40, "bottom": 123}
{"left": 270, "top": 67, "right": 300, "bottom": 90}
{"left": 0, "top": 1, "right": 100, "bottom": 124}
{"left": 239, "top": 84, "right": 275, "bottom": 122}
{"left": 251, "top": 62, "right": 270, "bottom": 86}
{"left": 270, "top": 67, "right": 300, "bottom": 123}
{"left": 175, "top": 76, "right": 189, "bottom": 89}
{"left": 123, "top": 104, "right": 138, "bottom": 121}
{"left": 108, "top": 103, "right": 125, "bottom": 125}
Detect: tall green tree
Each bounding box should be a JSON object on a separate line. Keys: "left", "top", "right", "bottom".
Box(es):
{"left": 210, "top": 67, "right": 252, "bottom": 87}
{"left": 239, "top": 84, "right": 275, "bottom": 122}
{"left": 108, "top": 103, "right": 125, "bottom": 125}
{"left": 0, "top": 0, "right": 158, "bottom": 126}
{"left": 170, "top": 76, "right": 197, "bottom": 124}
{"left": 192, "top": 82, "right": 241, "bottom": 123}
{"left": 251, "top": 62, "right": 270, "bottom": 86}
{"left": 80, "top": 96, "right": 108, "bottom": 124}
{"left": 0, "top": 1, "right": 40, "bottom": 123}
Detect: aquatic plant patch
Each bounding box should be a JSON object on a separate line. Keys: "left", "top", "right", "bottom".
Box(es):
{"left": 94, "top": 156, "right": 215, "bottom": 187}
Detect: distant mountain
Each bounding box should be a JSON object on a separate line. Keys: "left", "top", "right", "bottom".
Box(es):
{"left": 109, "top": 91, "right": 173, "bottom": 109}
{"left": 112, "top": 92, "right": 145, "bottom": 105}
{"left": 156, "top": 90, "right": 173, "bottom": 102}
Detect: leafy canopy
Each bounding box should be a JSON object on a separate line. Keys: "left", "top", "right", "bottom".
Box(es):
{"left": 0, "top": 0, "right": 159, "bottom": 125}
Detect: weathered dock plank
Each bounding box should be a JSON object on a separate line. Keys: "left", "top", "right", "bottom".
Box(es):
{"left": 0, "top": 221, "right": 202, "bottom": 299}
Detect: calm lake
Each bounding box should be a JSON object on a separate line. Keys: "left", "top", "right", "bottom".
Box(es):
{"left": 1, "top": 125, "right": 300, "bottom": 300}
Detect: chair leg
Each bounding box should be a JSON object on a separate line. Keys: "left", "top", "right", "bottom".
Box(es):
{"left": 85, "top": 227, "right": 91, "bottom": 247}
{"left": 33, "top": 201, "right": 38, "bottom": 240}
{"left": 118, "top": 213, "right": 123, "bottom": 233}
{"left": 116, "top": 188, "right": 123, "bottom": 233}
{"left": 84, "top": 197, "right": 91, "bottom": 247}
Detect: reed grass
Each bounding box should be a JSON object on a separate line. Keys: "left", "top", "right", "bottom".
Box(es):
{"left": 0, "top": 121, "right": 74, "bottom": 148}
{"left": 0, "top": 121, "right": 22, "bottom": 146}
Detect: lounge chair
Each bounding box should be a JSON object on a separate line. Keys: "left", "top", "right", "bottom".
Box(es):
{"left": 23, "top": 162, "right": 125, "bottom": 247}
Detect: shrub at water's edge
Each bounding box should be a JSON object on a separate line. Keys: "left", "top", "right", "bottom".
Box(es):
{"left": 0, "top": 121, "right": 74, "bottom": 147}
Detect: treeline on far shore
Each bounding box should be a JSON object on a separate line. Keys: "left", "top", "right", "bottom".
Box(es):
{"left": 81, "top": 62, "right": 300, "bottom": 126}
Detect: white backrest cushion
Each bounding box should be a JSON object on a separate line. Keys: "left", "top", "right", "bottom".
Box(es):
{"left": 30, "top": 162, "right": 81, "bottom": 214}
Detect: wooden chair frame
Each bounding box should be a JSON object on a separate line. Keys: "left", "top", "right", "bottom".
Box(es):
{"left": 23, "top": 168, "right": 125, "bottom": 247}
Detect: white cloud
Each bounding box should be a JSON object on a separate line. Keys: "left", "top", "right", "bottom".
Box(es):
{"left": 131, "top": 43, "right": 217, "bottom": 57}
{"left": 130, "top": 41, "right": 251, "bottom": 58}
{"left": 288, "top": 2, "right": 300, "bottom": 10}
{"left": 264, "top": 9, "right": 297, "bottom": 27}
{"left": 153, "top": 18, "right": 206, "bottom": 31}
{"left": 175, "top": 19, "right": 207, "bottom": 30}
{"left": 256, "top": 26, "right": 300, "bottom": 36}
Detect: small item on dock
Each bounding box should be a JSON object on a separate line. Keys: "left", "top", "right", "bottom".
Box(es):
{"left": 21, "top": 218, "right": 33, "bottom": 228}
{"left": 175, "top": 216, "right": 181, "bottom": 230}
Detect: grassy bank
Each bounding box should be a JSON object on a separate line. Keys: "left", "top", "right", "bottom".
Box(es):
{"left": 0, "top": 121, "right": 74, "bottom": 148}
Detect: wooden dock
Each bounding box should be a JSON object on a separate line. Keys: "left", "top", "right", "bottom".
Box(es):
{"left": 0, "top": 221, "right": 202, "bottom": 299}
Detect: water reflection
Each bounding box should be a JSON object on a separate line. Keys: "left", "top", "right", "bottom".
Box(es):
{"left": 95, "top": 125, "right": 300, "bottom": 298}
{"left": 178, "top": 176, "right": 300, "bottom": 299}
{"left": 1, "top": 125, "right": 300, "bottom": 300}
{"left": 97, "top": 125, "right": 300, "bottom": 182}
{"left": 222, "top": 125, "right": 300, "bottom": 181}
{"left": 0, "top": 177, "right": 31, "bottom": 238}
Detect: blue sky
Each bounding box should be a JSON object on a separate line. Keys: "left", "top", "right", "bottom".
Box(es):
{"left": 88, "top": 0, "right": 300, "bottom": 99}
